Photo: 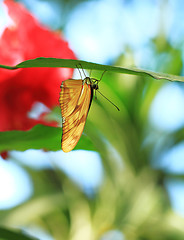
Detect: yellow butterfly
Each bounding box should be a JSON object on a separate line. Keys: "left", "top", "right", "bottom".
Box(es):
{"left": 59, "top": 65, "right": 119, "bottom": 153}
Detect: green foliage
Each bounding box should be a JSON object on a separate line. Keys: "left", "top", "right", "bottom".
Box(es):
{"left": 0, "top": 226, "right": 38, "bottom": 240}
{"left": 0, "top": 124, "right": 95, "bottom": 152}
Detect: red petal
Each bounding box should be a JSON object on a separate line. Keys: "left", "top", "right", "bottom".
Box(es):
{"left": 0, "top": 0, "right": 76, "bottom": 131}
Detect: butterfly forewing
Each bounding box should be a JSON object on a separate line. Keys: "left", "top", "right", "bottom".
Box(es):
{"left": 59, "top": 79, "right": 92, "bottom": 152}
{"left": 59, "top": 79, "right": 83, "bottom": 117}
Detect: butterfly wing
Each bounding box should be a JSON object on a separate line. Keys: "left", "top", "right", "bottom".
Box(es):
{"left": 59, "top": 79, "right": 92, "bottom": 152}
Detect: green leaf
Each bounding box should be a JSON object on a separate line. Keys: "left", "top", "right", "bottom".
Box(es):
{"left": 0, "top": 57, "right": 184, "bottom": 82}
{"left": 0, "top": 226, "right": 38, "bottom": 240}
{"left": 0, "top": 124, "right": 95, "bottom": 152}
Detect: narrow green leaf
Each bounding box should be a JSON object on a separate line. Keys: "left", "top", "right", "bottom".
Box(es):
{"left": 0, "top": 124, "right": 95, "bottom": 152}
{"left": 0, "top": 57, "right": 184, "bottom": 82}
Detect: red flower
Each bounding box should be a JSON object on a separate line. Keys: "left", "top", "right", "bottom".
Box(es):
{"left": 0, "top": 151, "right": 8, "bottom": 160}
{"left": 0, "top": 0, "right": 76, "bottom": 131}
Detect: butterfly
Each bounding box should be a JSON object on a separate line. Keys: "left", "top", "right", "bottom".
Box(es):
{"left": 59, "top": 65, "right": 119, "bottom": 153}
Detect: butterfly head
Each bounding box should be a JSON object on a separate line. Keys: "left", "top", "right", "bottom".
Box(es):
{"left": 91, "top": 82, "right": 99, "bottom": 90}
{"left": 85, "top": 77, "right": 99, "bottom": 90}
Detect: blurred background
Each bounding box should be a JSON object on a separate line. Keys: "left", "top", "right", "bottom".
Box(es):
{"left": 1, "top": 0, "right": 184, "bottom": 239}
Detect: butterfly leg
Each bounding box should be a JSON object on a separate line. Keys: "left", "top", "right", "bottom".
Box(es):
{"left": 99, "top": 70, "right": 106, "bottom": 82}
{"left": 89, "top": 69, "right": 92, "bottom": 78}
{"left": 94, "top": 90, "right": 97, "bottom": 100}
{"left": 76, "top": 65, "right": 83, "bottom": 79}
{"left": 78, "top": 63, "right": 87, "bottom": 78}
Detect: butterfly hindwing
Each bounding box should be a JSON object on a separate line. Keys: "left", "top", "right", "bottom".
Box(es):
{"left": 59, "top": 79, "right": 92, "bottom": 152}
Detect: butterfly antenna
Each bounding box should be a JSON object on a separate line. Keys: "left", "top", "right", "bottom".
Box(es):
{"left": 89, "top": 69, "right": 92, "bottom": 78}
{"left": 97, "top": 90, "right": 120, "bottom": 111}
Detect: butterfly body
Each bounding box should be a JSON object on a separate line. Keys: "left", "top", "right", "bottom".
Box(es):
{"left": 59, "top": 77, "right": 97, "bottom": 153}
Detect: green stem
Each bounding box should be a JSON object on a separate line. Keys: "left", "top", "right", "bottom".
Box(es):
{"left": 0, "top": 64, "right": 17, "bottom": 70}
